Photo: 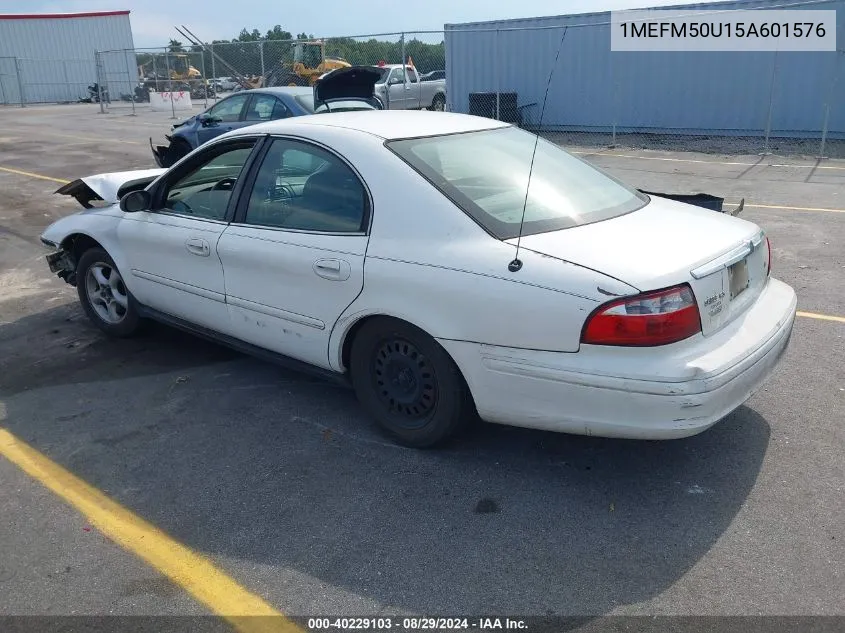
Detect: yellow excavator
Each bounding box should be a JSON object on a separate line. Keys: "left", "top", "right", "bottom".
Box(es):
{"left": 168, "top": 53, "right": 203, "bottom": 81}
{"left": 138, "top": 54, "right": 202, "bottom": 82}
{"left": 172, "top": 27, "right": 349, "bottom": 91}
{"left": 267, "top": 40, "right": 350, "bottom": 87}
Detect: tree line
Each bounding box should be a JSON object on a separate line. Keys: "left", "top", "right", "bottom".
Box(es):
{"left": 136, "top": 26, "right": 445, "bottom": 80}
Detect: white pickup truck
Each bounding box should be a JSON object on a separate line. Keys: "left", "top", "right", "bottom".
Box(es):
{"left": 372, "top": 64, "right": 447, "bottom": 111}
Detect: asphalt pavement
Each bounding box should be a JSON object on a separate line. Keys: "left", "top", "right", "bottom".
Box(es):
{"left": 0, "top": 103, "right": 842, "bottom": 626}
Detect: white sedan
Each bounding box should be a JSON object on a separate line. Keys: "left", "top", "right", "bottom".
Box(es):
{"left": 41, "top": 111, "right": 797, "bottom": 448}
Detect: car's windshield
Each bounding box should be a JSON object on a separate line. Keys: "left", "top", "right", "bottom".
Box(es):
{"left": 294, "top": 95, "right": 376, "bottom": 113}
{"left": 387, "top": 126, "right": 648, "bottom": 239}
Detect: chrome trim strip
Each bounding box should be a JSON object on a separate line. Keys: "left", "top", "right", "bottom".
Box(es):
{"left": 227, "top": 295, "right": 325, "bottom": 330}
{"left": 690, "top": 234, "right": 760, "bottom": 280}
{"left": 131, "top": 270, "right": 225, "bottom": 303}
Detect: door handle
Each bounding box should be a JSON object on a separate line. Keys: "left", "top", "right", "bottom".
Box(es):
{"left": 313, "top": 258, "right": 350, "bottom": 281}
{"left": 185, "top": 237, "right": 210, "bottom": 257}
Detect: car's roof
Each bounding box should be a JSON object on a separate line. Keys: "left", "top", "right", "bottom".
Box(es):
{"left": 228, "top": 110, "right": 510, "bottom": 141}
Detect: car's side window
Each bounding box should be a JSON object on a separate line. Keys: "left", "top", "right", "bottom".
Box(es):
{"left": 208, "top": 94, "right": 249, "bottom": 122}
{"left": 245, "top": 94, "right": 280, "bottom": 122}
{"left": 242, "top": 138, "right": 366, "bottom": 233}
{"left": 160, "top": 142, "right": 257, "bottom": 221}
{"left": 390, "top": 67, "right": 405, "bottom": 84}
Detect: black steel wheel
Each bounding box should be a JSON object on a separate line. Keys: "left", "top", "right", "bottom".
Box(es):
{"left": 372, "top": 337, "right": 437, "bottom": 428}
{"left": 350, "top": 317, "right": 473, "bottom": 448}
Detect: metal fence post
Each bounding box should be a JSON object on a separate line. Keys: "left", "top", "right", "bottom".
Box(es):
{"left": 165, "top": 48, "right": 176, "bottom": 119}
{"left": 210, "top": 43, "right": 217, "bottom": 100}
{"left": 259, "top": 40, "right": 265, "bottom": 79}
{"left": 201, "top": 49, "right": 208, "bottom": 108}
{"left": 610, "top": 50, "right": 617, "bottom": 147}
{"left": 94, "top": 51, "right": 106, "bottom": 113}
{"left": 14, "top": 57, "right": 25, "bottom": 107}
{"left": 401, "top": 32, "right": 407, "bottom": 87}
{"left": 819, "top": 104, "right": 830, "bottom": 159}
{"left": 495, "top": 29, "right": 500, "bottom": 120}
{"left": 124, "top": 49, "right": 136, "bottom": 115}
{"left": 819, "top": 51, "right": 843, "bottom": 159}
{"left": 0, "top": 66, "right": 7, "bottom": 105}
{"left": 62, "top": 60, "right": 72, "bottom": 103}
{"left": 761, "top": 50, "right": 778, "bottom": 155}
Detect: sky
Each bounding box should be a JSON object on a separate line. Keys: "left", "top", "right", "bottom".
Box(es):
{"left": 3, "top": 0, "right": 712, "bottom": 47}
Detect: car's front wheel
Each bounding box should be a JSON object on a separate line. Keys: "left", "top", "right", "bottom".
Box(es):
{"left": 349, "top": 317, "right": 473, "bottom": 448}
{"left": 76, "top": 247, "right": 142, "bottom": 337}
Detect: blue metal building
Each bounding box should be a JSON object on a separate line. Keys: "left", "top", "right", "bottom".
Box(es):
{"left": 444, "top": 0, "right": 845, "bottom": 139}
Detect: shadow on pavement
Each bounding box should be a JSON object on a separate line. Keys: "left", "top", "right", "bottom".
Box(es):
{"left": 0, "top": 307, "right": 771, "bottom": 616}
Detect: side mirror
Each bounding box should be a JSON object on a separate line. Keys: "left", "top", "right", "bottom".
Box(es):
{"left": 119, "top": 190, "right": 152, "bottom": 213}
{"left": 389, "top": 77, "right": 402, "bottom": 85}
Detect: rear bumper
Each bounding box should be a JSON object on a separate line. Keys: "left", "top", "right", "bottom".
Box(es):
{"left": 440, "top": 277, "right": 797, "bottom": 440}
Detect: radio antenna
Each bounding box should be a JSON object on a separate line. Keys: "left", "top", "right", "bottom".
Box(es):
{"left": 509, "top": 25, "right": 568, "bottom": 273}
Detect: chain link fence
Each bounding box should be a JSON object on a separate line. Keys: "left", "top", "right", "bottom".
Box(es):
{"left": 448, "top": 24, "right": 844, "bottom": 159}
{"left": 0, "top": 56, "right": 97, "bottom": 105}
{"left": 2, "top": 25, "right": 841, "bottom": 159}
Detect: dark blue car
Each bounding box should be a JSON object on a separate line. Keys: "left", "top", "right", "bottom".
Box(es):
{"left": 151, "top": 68, "right": 383, "bottom": 167}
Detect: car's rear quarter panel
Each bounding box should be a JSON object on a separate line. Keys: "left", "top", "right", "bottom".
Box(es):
{"left": 320, "top": 127, "right": 640, "bottom": 368}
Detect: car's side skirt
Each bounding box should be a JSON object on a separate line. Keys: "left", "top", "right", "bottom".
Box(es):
{"left": 136, "top": 304, "right": 352, "bottom": 388}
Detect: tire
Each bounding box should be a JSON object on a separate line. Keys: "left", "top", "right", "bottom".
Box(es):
{"left": 349, "top": 317, "right": 473, "bottom": 448}
{"left": 76, "top": 247, "right": 142, "bottom": 337}
{"left": 430, "top": 93, "right": 446, "bottom": 112}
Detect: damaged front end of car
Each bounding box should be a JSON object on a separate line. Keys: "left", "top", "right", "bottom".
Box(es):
{"left": 40, "top": 236, "right": 77, "bottom": 285}
{"left": 45, "top": 168, "right": 168, "bottom": 286}
{"left": 55, "top": 168, "right": 166, "bottom": 208}
{"left": 151, "top": 135, "right": 191, "bottom": 168}
{"left": 151, "top": 115, "right": 196, "bottom": 167}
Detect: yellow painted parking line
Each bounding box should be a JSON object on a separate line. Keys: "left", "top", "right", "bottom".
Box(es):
{"left": 0, "top": 428, "right": 302, "bottom": 633}
{"left": 798, "top": 311, "right": 845, "bottom": 324}
{"left": 0, "top": 166, "right": 69, "bottom": 184}
{"left": 0, "top": 129, "right": 142, "bottom": 145}
{"left": 743, "top": 202, "right": 845, "bottom": 214}
{"left": 573, "top": 150, "right": 845, "bottom": 171}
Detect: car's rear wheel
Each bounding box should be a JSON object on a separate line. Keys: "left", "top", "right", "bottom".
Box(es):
{"left": 76, "top": 247, "right": 142, "bottom": 337}
{"left": 430, "top": 94, "right": 446, "bottom": 111}
{"left": 349, "top": 317, "right": 472, "bottom": 448}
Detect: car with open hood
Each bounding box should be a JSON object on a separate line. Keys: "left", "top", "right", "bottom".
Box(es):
{"left": 44, "top": 111, "right": 794, "bottom": 449}
{"left": 150, "top": 66, "right": 383, "bottom": 168}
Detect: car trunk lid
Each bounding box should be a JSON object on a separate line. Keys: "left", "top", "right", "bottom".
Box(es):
{"left": 313, "top": 65, "right": 383, "bottom": 110}
{"left": 507, "top": 195, "right": 769, "bottom": 336}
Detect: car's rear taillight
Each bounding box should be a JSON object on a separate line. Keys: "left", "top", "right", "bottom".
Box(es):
{"left": 581, "top": 284, "right": 701, "bottom": 347}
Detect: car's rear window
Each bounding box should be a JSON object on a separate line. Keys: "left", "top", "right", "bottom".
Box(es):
{"left": 386, "top": 126, "right": 648, "bottom": 239}
{"left": 294, "top": 95, "right": 316, "bottom": 112}
{"left": 295, "top": 94, "right": 377, "bottom": 113}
